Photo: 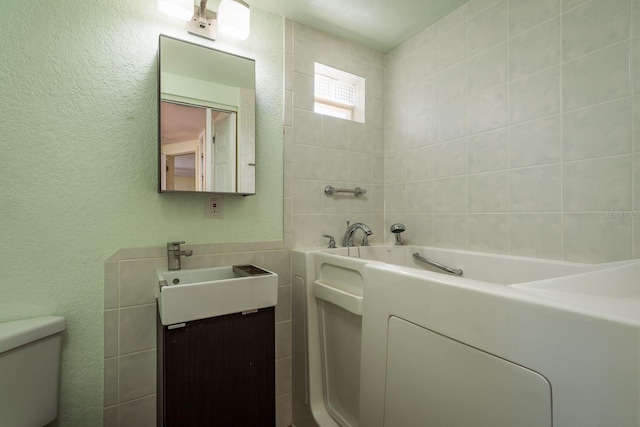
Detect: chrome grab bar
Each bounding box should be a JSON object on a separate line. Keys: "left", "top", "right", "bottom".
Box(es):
{"left": 412, "top": 252, "right": 463, "bottom": 276}
{"left": 324, "top": 185, "right": 367, "bottom": 198}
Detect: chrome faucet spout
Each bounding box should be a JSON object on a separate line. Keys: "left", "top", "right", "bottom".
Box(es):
{"left": 342, "top": 222, "right": 373, "bottom": 247}
{"left": 167, "top": 241, "right": 193, "bottom": 271}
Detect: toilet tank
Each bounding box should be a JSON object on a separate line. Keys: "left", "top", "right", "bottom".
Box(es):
{"left": 0, "top": 316, "right": 67, "bottom": 427}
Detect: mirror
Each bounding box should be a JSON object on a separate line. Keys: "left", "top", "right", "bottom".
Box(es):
{"left": 158, "top": 35, "right": 256, "bottom": 194}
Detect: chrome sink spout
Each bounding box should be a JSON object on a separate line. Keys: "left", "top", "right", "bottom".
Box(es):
{"left": 167, "top": 241, "right": 193, "bottom": 271}
{"left": 342, "top": 222, "right": 373, "bottom": 247}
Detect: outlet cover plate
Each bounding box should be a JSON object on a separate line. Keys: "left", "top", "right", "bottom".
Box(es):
{"left": 205, "top": 196, "right": 224, "bottom": 219}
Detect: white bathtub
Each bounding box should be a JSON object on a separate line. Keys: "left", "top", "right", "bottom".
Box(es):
{"left": 292, "top": 245, "right": 640, "bottom": 427}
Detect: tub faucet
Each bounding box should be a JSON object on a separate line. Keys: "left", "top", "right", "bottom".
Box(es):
{"left": 323, "top": 234, "right": 337, "bottom": 249}
{"left": 342, "top": 222, "right": 373, "bottom": 247}
{"left": 167, "top": 241, "right": 193, "bottom": 271}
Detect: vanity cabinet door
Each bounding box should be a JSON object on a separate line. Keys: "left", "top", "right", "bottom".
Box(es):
{"left": 157, "top": 307, "right": 275, "bottom": 427}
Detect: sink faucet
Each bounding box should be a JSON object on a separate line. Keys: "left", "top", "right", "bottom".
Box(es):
{"left": 167, "top": 241, "right": 193, "bottom": 271}
{"left": 342, "top": 222, "right": 373, "bottom": 247}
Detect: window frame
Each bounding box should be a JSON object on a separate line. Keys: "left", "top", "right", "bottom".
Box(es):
{"left": 313, "top": 62, "right": 365, "bottom": 123}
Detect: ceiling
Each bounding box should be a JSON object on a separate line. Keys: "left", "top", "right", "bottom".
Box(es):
{"left": 252, "top": 0, "right": 470, "bottom": 53}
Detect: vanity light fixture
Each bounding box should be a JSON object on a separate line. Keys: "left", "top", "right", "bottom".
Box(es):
{"left": 158, "top": 0, "right": 250, "bottom": 41}
{"left": 218, "top": 0, "right": 250, "bottom": 40}
{"left": 187, "top": 0, "right": 218, "bottom": 41}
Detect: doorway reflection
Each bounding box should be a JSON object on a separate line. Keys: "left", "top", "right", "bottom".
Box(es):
{"left": 160, "top": 101, "right": 237, "bottom": 192}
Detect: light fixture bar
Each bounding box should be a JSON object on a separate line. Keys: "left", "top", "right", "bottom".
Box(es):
{"left": 187, "top": 0, "right": 217, "bottom": 41}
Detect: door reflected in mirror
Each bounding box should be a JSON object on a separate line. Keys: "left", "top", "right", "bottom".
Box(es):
{"left": 160, "top": 101, "right": 238, "bottom": 192}
{"left": 158, "top": 35, "right": 256, "bottom": 195}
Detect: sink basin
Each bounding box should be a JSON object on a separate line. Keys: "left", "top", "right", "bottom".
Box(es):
{"left": 157, "top": 265, "right": 278, "bottom": 325}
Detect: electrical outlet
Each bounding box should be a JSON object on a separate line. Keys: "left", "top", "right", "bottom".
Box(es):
{"left": 205, "top": 196, "right": 224, "bottom": 219}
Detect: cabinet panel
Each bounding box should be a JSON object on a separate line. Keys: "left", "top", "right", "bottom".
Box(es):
{"left": 158, "top": 307, "right": 275, "bottom": 426}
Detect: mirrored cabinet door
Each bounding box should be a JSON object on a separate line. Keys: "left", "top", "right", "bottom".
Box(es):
{"left": 158, "top": 35, "right": 256, "bottom": 195}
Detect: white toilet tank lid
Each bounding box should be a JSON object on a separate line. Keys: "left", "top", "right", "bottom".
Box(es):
{"left": 0, "top": 316, "right": 67, "bottom": 354}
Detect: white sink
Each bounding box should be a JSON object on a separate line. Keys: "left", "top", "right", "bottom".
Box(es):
{"left": 157, "top": 265, "right": 278, "bottom": 325}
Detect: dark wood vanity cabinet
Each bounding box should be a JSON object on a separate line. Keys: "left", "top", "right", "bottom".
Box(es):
{"left": 157, "top": 307, "right": 275, "bottom": 427}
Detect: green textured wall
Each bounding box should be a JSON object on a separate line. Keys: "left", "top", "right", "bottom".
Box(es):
{"left": 0, "top": 1, "right": 283, "bottom": 424}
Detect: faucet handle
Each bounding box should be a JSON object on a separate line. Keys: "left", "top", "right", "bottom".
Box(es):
{"left": 390, "top": 223, "right": 405, "bottom": 246}
{"left": 167, "top": 241, "right": 185, "bottom": 250}
{"left": 323, "top": 234, "right": 337, "bottom": 249}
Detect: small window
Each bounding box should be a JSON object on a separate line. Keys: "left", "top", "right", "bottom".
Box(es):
{"left": 314, "top": 63, "right": 365, "bottom": 123}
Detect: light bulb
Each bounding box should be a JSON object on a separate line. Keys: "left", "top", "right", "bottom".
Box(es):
{"left": 218, "top": 0, "right": 250, "bottom": 40}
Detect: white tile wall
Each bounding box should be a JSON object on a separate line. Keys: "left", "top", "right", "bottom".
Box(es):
{"left": 384, "top": 0, "right": 640, "bottom": 262}
{"left": 285, "top": 20, "right": 386, "bottom": 249}
{"left": 509, "top": 0, "right": 560, "bottom": 36}
{"left": 562, "top": 0, "right": 629, "bottom": 60}
{"left": 562, "top": 98, "right": 631, "bottom": 161}
{"left": 467, "top": 1, "right": 508, "bottom": 57}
